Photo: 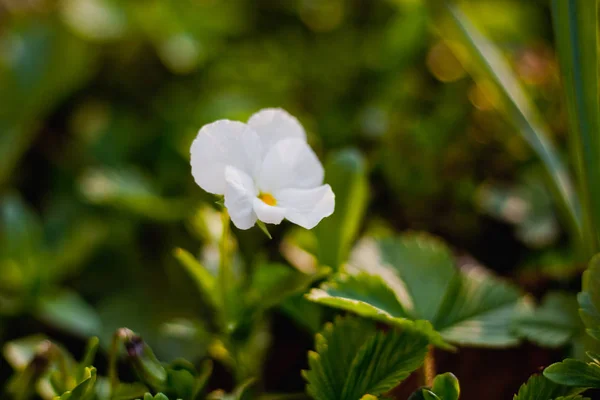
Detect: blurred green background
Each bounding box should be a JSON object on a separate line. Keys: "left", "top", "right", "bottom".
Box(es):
{"left": 0, "top": 0, "right": 578, "bottom": 397}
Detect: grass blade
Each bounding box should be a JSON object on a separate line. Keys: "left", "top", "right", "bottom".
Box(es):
{"left": 551, "top": 0, "right": 600, "bottom": 257}
{"left": 433, "top": 4, "right": 583, "bottom": 256}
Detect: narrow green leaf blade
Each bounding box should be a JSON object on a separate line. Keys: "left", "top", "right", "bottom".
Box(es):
{"left": 551, "top": 0, "right": 600, "bottom": 255}
{"left": 436, "top": 4, "right": 581, "bottom": 250}
{"left": 579, "top": 255, "right": 600, "bottom": 341}
{"left": 315, "top": 149, "right": 368, "bottom": 270}
{"left": 173, "top": 247, "right": 220, "bottom": 311}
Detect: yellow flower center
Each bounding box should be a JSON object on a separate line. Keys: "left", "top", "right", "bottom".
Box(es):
{"left": 259, "top": 192, "right": 277, "bottom": 206}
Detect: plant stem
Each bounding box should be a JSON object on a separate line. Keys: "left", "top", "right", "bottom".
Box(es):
{"left": 423, "top": 345, "right": 436, "bottom": 387}
{"left": 109, "top": 328, "right": 133, "bottom": 396}
{"left": 219, "top": 209, "right": 232, "bottom": 323}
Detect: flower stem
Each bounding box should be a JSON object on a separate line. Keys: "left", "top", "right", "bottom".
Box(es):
{"left": 219, "top": 209, "right": 232, "bottom": 322}
{"left": 423, "top": 345, "right": 436, "bottom": 387}
{"left": 109, "top": 328, "right": 133, "bottom": 396}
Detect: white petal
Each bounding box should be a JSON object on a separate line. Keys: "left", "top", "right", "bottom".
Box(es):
{"left": 247, "top": 108, "right": 306, "bottom": 152}
{"left": 253, "top": 198, "right": 286, "bottom": 225}
{"left": 276, "top": 184, "right": 335, "bottom": 229}
{"left": 257, "top": 138, "right": 324, "bottom": 193}
{"left": 224, "top": 166, "right": 258, "bottom": 230}
{"left": 191, "top": 120, "right": 262, "bottom": 195}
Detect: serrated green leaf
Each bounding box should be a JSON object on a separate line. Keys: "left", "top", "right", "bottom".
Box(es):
{"left": 513, "top": 374, "right": 584, "bottom": 400}
{"left": 304, "top": 316, "right": 429, "bottom": 400}
{"left": 513, "top": 292, "right": 582, "bottom": 347}
{"left": 314, "top": 233, "right": 523, "bottom": 347}
{"left": 434, "top": 266, "right": 523, "bottom": 347}
{"left": 306, "top": 273, "right": 450, "bottom": 349}
{"left": 349, "top": 234, "right": 457, "bottom": 321}
{"left": 544, "top": 359, "right": 600, "bottom": 388}
{"left": 315, "top": 149, "right": 368, "bottom": 270}
{"left": 430, "top": 373, "right": 460, "bottom": 400}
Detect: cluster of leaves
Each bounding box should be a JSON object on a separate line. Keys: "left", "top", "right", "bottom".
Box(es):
{"left": 1, "top": 330, "right": 239, "bottom": 400}
{"left": 0, "top": 0, "right": 596, "bottom": 399}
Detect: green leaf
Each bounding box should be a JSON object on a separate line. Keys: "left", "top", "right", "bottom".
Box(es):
{"left": 165, "top": 360, "right": 197, "bottom": 399}
{"left": 422, "top": 391, "right": 442, "bottom": 400}
{"left": 315, "top": 149, "right": 368, "bottom": 270}
{"left": 579, "top": 254, "right": 600, "bottom": 341}
{"left": 0, "top": 20, "right": 94, "bottom": 186}
{"left": 0, "top": 194, "right": 44, "bottom": 292}
{"left": 435, "top": 4, "right": 582, "bottom": 252}
{"left": 306, "top": 272, "right": 450, "bottom": 349}
{"left": 192, "top": 360, "right": 213, "bottom": 398}
{"left": 49, "top": 218, "right": 108, "bottom": 283}
{"left": 513, "top": 292, "right": 582, "bottom": 347}
{"left": 312, "top": 233, "right": 523, "bottom": 347}
{"left": 514, "top": 374, "right": 585, "bottom": 400}
{"left": 550, "top": 0, "right": 600, "bottom": 256}
{"left": 173, "top": 247, "right": 220, "bottom": 311}
{"left": 256, "top": 220, "right": 272, "bottom": 239}
{"left": 207, "top": 379, "right": 255, "bottom": 400}
{"left": 247, "top": 263, "right": 328, "bottom": 314}
{"left": 280, "top": 294, "right": 323, "bottom": 334}
{"left": 124, "top": 334, "right": 168, "bottom": 391}
{"left": 54, "top": 367, "right": 97, "bottom": 400}
{"left": 77, "top": 337, "right": 99, "bottom": 381}
{"left": 35, "top": 290, "right": 102, "bottom": 337}
{"left": 143, "top": 394, "right": 170, "bottom": 400}
{"left": 430, "top": 373, "right": 460, "bottom": 400}
{"left": 350, "top": 234, "right": 457, "bottom": 321}
{"left": 79, "top": 167, "right": 192, "bottom": 221}
{"left": 544, "top": 359, "right": 600, "bottom": 388}
{"left": 303, "top": 316, "right": 429, "bottom": 400}
{"left": 110, "top": 382, "right": 149, "bottom": 400}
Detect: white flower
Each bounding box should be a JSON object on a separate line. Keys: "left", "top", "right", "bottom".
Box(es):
{"left": 190, "top": 108, "right": 335, "bottom": 230}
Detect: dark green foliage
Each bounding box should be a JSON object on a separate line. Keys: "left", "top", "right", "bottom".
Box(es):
{"left": 303, "top": 316, "right": 429, "bottom": 400}
{"left": 308, "top": 233, "right": 524, "bottom": 347}
{"left": 513, "top": 374, "right": 585, "bottom": 400}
